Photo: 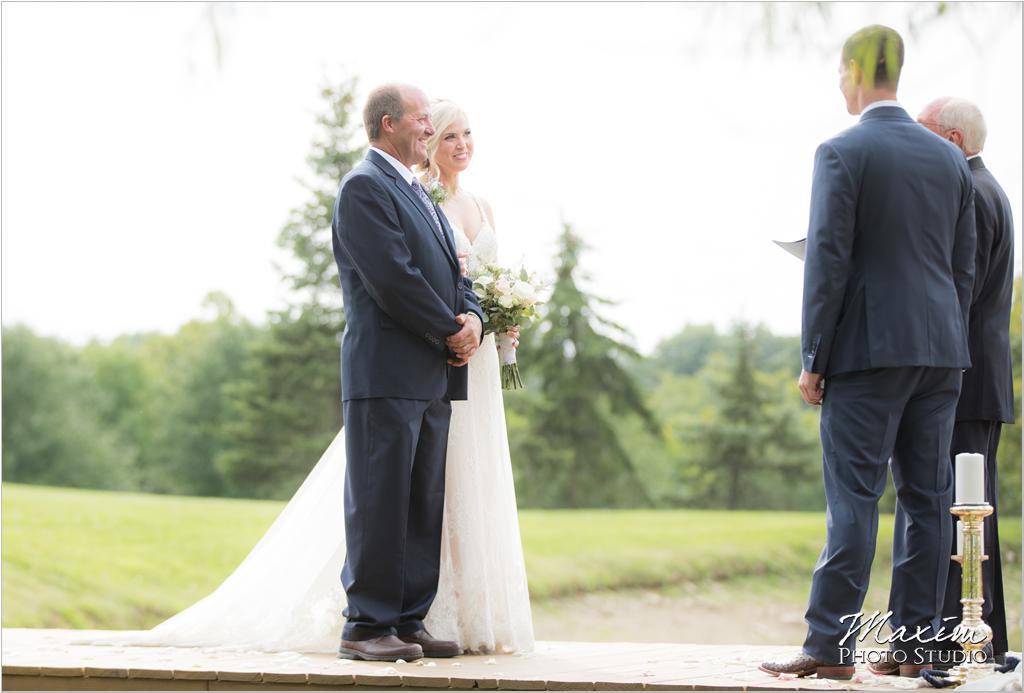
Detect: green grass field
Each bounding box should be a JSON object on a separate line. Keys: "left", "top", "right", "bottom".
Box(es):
{"left": 3, "top": 483, "right": 1020, "bottom": 648}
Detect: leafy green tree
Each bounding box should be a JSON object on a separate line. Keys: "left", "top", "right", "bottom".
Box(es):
{"left": 80, "top": 332, "right": 169, "bottom": 491}
{"left": 2, "top": 326, "right": 137, "bottom": 489}
{"left": 148, "top": 293, "right": 258, "bottom": 496}
{"left": 649, "top": 323, "right": 800, "bottom": 379}
{"left": 217, "top": 80, "right": 364, "bottom": 498}
{"left": 71, "top": 294, "right": 258, "bottom": 497}
{"left": 647, "top": 324, "right": 720, "bottom": 378}
{"left": 514, "top": 224, "right": 659, "bottom": 508}
{"left": 748, "top": 325, "right": 802, "bottom": 375}
{"left": 613, "top": 370, "right": 703, "bottom": 507}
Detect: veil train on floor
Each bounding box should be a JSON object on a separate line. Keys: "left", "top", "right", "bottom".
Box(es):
{"left": 83, "top": 430, "right": 350, "bottom": 654}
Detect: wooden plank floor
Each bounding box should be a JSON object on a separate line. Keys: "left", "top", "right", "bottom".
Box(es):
{"left": 1, "top": 629, "right": 919, "bottom": 691}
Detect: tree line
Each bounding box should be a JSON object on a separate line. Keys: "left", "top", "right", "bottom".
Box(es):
{"left": 3, "top": 81, "right": 1020, "bottom": 513}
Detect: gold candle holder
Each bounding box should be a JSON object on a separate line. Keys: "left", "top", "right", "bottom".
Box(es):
{"left": 947, "top": 502, "right": 995, "bottom": 683}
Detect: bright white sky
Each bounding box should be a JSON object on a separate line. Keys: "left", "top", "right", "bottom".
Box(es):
{"left": 2, "top": 2, "right": 1021, "bottom": 354}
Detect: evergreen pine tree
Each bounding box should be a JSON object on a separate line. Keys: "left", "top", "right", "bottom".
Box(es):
{"left": 217, "top": 80, "right": 365, "bottom": 498}
{"left": 517, "top": 224, "right": 658, "bottom": 508}
{"left": 691, "top": 323, "right": 817, "bottom": 508}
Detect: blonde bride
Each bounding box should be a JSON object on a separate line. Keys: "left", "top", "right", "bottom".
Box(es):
{"left": 81, "top": 99, "right": 534, "bottom": 656}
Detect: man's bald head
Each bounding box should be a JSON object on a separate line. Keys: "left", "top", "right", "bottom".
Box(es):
{"left": 363, "top": 83, "right": 427, "bottom": 143}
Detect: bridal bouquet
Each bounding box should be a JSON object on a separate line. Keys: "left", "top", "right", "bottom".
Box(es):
{"left": 470, "top": 264, "right": 546, "bottom": 389}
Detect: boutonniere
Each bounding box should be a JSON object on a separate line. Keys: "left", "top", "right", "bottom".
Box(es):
{"left": 425, "top": 177, "right": 449, "bottom": 206}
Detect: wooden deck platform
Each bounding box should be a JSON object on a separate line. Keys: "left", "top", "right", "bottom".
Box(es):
{"left": 1, "top": 629, "right": 921, "bottom": 691}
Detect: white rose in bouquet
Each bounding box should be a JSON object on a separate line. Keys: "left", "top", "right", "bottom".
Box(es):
{"left": 512, "top": 280, "right": 536, "bottom": 303}
{"left": 468, "top": 262, "right": 548, "bottom": 389}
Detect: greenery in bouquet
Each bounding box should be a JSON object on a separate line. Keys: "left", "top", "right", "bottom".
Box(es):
{"left": 470, "top": 264, "right": 546, "bottom": 388}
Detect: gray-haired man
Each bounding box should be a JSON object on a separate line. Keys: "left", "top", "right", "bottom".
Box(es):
{"left": 916, "top": 96, "right": 1014, "bottom": 665}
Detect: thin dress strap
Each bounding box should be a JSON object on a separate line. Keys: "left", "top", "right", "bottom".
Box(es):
{"left": 472, "top": 194, "right": 487, "bottom": 225}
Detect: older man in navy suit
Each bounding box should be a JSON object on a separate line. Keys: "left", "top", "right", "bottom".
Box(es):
{"left": 760, "top": 26, "right": 976, "bottom": 680}
{"left": 332, "top": 84, "right": 483, "bottom": 662}
{"left": 917, "top": 97, "right": 1015, "bottom": 664}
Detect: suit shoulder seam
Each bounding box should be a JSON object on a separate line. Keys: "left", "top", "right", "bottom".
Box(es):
{"left": 820, "top": 141, "right": 856, "bottom": 189}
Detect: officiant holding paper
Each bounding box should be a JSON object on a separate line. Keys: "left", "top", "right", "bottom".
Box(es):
{"left": 759, "top": 25, "right": 977, "bottom": 680}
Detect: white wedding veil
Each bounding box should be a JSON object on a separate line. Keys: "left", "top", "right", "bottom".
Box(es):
{"left": 84, "top": 430, "right": 350, "bottom": 653}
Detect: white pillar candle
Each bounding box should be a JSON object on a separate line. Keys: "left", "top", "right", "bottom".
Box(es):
{"left": 955, "top": 453, "right": 985, "bottom": 504}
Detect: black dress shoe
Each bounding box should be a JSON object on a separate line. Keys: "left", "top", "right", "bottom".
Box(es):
{"left": 759, "top": 652, "right": 854, "bottom": 680}
{"left": 338, "top": 634, "right": 423, "bottom": 661}
{"left": 398, "top": 630, "right": 461, "bottom": 658}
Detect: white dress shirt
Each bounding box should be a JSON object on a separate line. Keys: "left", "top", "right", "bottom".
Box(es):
{"left": 861, "top": 99, "right": 902, "bottom": 115}
{"left": 370, "top": 146, "right": 416, "bottom": 185}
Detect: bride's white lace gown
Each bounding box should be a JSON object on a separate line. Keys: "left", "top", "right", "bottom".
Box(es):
{"left": 90, "top": 194, "right": 534, "bottom": 655}
{"left": 424, "top": 196, "right": 534, "bottom": 654}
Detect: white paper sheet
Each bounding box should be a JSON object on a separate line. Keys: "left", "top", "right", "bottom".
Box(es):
{"left": 773, "top": 238, "right": 806, "bottom": 261}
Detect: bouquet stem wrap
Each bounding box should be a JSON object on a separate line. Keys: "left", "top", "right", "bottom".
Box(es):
{"left": 495, "top": 333, "right": 523, "bottom": 390}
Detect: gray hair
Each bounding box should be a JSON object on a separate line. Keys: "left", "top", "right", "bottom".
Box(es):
{"left": 933, "top": 97, "right": 988, "bottom": 154}
{"left": 363, "top": 84, "right": 405, "bottom": 142}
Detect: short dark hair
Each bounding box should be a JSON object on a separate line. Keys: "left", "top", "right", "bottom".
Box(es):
{"left": 842, "top": 25, "right": 904, "bottom": 89}
{"left": 363, "top": 84, "right": 405, "bottom": 142}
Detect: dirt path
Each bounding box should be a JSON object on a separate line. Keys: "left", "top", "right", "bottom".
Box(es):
{"left": 532, "top": 572, "right": 1022, "bottom": 649}
{"left": 533, "top": 576, "right": 810, "bottom": 645}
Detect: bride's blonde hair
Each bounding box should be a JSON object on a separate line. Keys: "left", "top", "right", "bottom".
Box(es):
{"left": 418, "top": 99, "right": 468, "bottom": 184}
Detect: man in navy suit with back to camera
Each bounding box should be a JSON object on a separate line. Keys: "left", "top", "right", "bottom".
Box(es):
{"left": 760, "top": 25, "right": 976, "bottom": 680}
{"left": 332, "top": 83, "right": 483, "bottom": 662}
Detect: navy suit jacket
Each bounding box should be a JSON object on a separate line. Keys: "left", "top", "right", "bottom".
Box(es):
{"left": 332, "top": 150, "right": 483, "bottom": 401}
{"left": 957, "top": 157, "right": 1016, "bottom": 423}
{"left": 802, "top": 106, "right": 977, "bottom": 377}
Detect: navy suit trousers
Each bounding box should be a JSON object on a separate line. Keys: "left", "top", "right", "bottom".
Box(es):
{"left": 803, "top": 367, "right": 961, "bottom": 663}
{"left": 340, "top": 396, "right": 452, "bottom": 641}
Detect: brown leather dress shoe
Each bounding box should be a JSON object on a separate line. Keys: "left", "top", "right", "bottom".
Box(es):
{"left": 865, "top": 650, "right": 930, "bottom": 677}
{"left": 759, "top": 652, "right": 854, "bottom": 680}
{"left": 338, "top": 634, "right": 424, "bottom": 661}
{"left": 398, "top": 630, "right": 461, "bottom": 658}
{"left": 867, "top": 650, "right": 900, "bottom": 676}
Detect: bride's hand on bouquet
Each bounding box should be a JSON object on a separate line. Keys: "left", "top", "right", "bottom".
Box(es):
{"left": 458, "top": 252, "right": 469, "bottom": 278}
{"left": 505, "top": 325, "right": 520, "bottom": 349}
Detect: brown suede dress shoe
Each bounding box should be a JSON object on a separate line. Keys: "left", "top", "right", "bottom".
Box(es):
{"left": 338, "top": 634, "right": 424, "bottom": 661}
{"left": 398, "top": 630, "right": 461, "bottom": 658}
{"left": 759, "top": 652, "right": 854, "bottom": 680}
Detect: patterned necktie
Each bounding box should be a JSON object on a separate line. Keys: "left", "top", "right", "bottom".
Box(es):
{"left": 410, "top": 179, "right": 445, "bottom": 235}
